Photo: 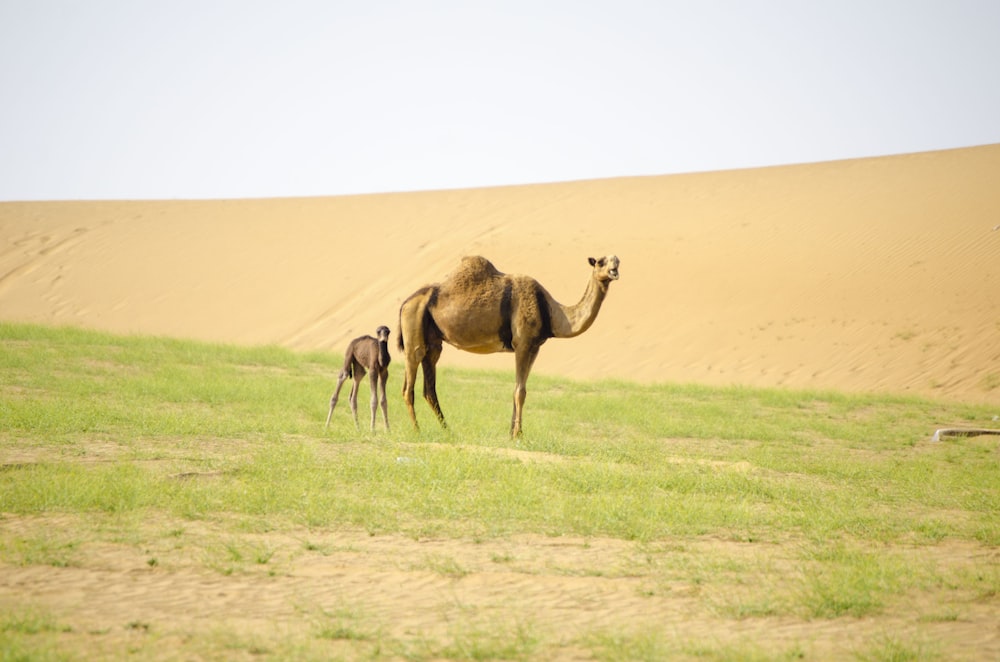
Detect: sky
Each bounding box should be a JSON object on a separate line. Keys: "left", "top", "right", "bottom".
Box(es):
{"left": 1, "top": 1, "right": 999, "bottom": 201}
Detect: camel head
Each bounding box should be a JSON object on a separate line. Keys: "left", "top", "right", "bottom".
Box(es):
{"left": 589, "top": 255, "right": 620, "bottom": 283}
{"left": 375, "top": 325, "right": 391, "bottom": 343}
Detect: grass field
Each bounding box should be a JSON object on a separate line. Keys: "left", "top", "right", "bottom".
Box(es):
{"left": 1, "top": 322, "right": 998, "bottom": 660}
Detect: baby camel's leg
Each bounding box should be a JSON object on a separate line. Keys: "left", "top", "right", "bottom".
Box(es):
{"left": 349, "top": 367, "right": 366, "bottom": 429}
{"left": 377, "top": 367, "right": 390, "bottom": 431}
{"left": 368, "top": 369, "right": 379, "bottom": 432}
{"left": 326, "top": 370, "right": 352, "bottom": 428}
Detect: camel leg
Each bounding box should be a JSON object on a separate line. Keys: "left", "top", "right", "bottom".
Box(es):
{"left": 368, "top": 370, "right": 379, "bottom": 432}
{"left": 511, "top": 345, "right": 541, "bottom": 438}
{"left": 402, "top": 344, "right": 425, "bottom": 430}
{"left": 422, "top": 342, "right": 447, "bottom": 428}
{"left": 326, "top": 371, "right": 352, "bottom": 428}
{"left": 348, "top": 367, "right": 366, "bottom": 430}
{"left": 378, "top": 369, "right": 390, "bottom": 431}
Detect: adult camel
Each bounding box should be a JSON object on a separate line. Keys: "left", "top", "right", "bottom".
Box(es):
{"left": 398, "top": 255, "right": 620, "bottom": 437}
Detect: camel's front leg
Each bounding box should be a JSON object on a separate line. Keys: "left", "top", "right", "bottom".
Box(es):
{"left": 422, "top": 343, "right": 447, "bottom": 428}
{"left": 348, "top": 372, "right": 364, "bottom": 430}
{"left": 326, "top": 371, "right": 351, "bottom": 428}
{"left": 511, "top": 345, "right": 541, "bottom": 438}
{"left": 378, "top": 368, "right": 390, "bottom": 431}
{"left": 367, "top": 370, "right": 379, "bottom": 432}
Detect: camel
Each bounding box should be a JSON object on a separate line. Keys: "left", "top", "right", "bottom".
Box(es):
{"left": 398, "top": 255, "right": 620, "bottom": 437}
{"left": 326, "top": 325, "right": 391, "bottom": 432}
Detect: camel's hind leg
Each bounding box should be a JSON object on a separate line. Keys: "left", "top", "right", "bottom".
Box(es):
{"left": 401, "top": 344, "right": 424, "bottom": 430}
{"left": 399, "top": 294, "right": 428, "bottom": 430}
{"left": 399, "top": 286, "right": 445, "bottom": 431}
{"left": 326, "top": 370, "right": 352, "bottom": 428}
{"left": 421, "top": 341, "right": 447, "bottom": 428}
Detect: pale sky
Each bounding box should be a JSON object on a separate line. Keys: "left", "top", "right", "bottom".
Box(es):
{"left": 2, "top": 1, "right": 999, "bottom": 201}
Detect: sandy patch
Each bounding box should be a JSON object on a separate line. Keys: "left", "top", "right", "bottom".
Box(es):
{"left": 2, "top": 515, "right": 997, "bottom": 659}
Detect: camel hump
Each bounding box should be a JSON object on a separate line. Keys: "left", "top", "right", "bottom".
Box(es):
{"left": 442, "top": 256, "right": 505, "bottom": 292}
{"left": 455, "top": 255, "right": 503, "bottom": 278}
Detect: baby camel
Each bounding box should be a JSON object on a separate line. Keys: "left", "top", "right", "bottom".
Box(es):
{"left": 326, "top": 325, "right": 391, "bottom": 432}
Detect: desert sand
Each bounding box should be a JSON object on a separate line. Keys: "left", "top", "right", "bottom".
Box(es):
{"left": 2, "top": 144, "right": 999, "bottom": 404}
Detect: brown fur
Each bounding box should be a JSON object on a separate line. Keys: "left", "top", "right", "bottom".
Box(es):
{"left": 326, "top": 325, "right": 391, "bottom": 432}
{"left": 398, "top": 255, "right": 619, "bottom": 437}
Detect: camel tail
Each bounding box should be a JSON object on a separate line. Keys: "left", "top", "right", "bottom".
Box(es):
{"left": 340, "top": 352, "right": 356, "bottom": 379}
{"left": 398, "top": 285, "right": 438, "bottom": 353}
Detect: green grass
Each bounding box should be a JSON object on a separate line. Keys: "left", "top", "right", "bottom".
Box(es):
{"left": 2, "top": 321, "right": 999, "bottom": 660}
{"left": 4, "top": 322, "right": 996, "bottom": 544}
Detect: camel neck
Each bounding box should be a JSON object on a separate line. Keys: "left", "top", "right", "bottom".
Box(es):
{"left": 552, "top": 276, "right": 609, "bottom": 338}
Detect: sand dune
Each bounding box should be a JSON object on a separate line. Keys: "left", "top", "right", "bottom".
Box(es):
{"left": 2, "top": 144, "right": 999, "bottom": 404}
